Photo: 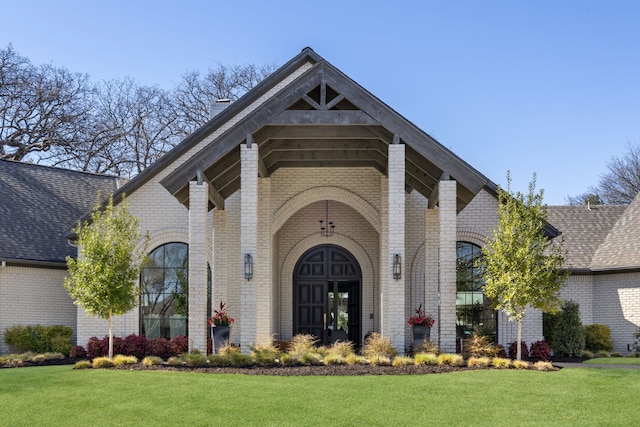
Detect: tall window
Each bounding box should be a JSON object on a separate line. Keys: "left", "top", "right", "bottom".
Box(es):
{"left": 456, "top": 241, "right": 496, "bottom": 341}
{"left": 140, "top": 242, "right": 188, "bottom": 339}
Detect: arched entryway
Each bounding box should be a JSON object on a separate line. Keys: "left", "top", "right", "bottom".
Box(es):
{"left": 293, "top": 245, "right": 362, "bottom": 347}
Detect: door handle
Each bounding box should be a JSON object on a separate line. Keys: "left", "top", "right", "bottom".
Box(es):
{"left": 323, "top": 313, "right": 327, "bottom": 329}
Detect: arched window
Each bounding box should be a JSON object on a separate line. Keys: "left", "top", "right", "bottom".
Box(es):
{"left": 456, "top": 241, "right": 496, "bottom": 341}
{"left": 140, "top": 242, "right": 188, "bottom": 339}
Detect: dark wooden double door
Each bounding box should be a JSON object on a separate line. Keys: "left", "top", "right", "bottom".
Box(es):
{"left": 293, "top": 245, "right": 361, "bottom": 347}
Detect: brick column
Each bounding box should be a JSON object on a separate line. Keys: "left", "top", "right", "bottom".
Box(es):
{"left": 385, "top": 143, "right": 405, "bottom": 352}
{"left": 212, "top": 209, "right": 228, "bottom": 307}
{"left": 256, "top": 177, "right": 272, "bottom": 344}
{"left": 438, "top": 180, "right": 457, "bottom": 353}
{"left": 424, "top": 208, "right": 439, "bottom": 344}
{"left": 188, "top": 181, "right": 209, "bottom": 352}
{"left": 240, "top": 143, "right": 258, "bottom": 352}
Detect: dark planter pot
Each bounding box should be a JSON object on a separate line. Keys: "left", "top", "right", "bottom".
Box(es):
{"left": 212, "top": 325, "right": 231, "bottom": 353}
{"left": 412, "top": 325, "right": 431, "bottom": 351}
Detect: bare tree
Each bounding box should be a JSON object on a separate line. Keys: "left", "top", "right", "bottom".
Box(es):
{"left": 171, "top": 63, "right": 276, "bottom": 138}
{"left": 0, "top": 45, "right": 91, "bottom": 161}
{"left": 45, "top": 78, "right": 180, "bottom": 177}
{"left": 566, "top": 142, "right": 640, "bottom": 205}
{"left": 1, "top": 45, "right": 275, "bottom": 177}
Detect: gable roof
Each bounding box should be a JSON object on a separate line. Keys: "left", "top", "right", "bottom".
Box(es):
{"left": 0, "top": 159, "right": 119, "bottom": 266}
{"left": 148, "top": 47, "right": 497, "bottom": 212}
{"left": 591, "top": 193, "right": 640, "bottom": 271}
{"left": 547, "top": 204, "right": 627, "bottom": 272}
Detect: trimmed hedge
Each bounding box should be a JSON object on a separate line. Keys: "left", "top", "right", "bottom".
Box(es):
{"left": 4, "top": 324, "right": 73, "bottom": 355}
{"left": 585, "top": 324, "right": 613, "bottom": 352}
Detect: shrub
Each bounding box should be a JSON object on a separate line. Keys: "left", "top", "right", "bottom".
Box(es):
{"left": 463, "top": 334, "right": 498, "bottom": 358}
{"left": 492, "top": 357, "right": 511, "bottom": 369}
{"left": 370, "top": 356, "right": 391, "bottom": 366}
{"left": 543, "top": 311, "right": 557, "bottom": 350}
{"left": 421, "top": 340, "right": 440, "bottom": 355}
{"left": 250, "top": 342, "right": 281, "bottom": 365}
{"left": 345, "top": 354, "right": 368, "bottom": 365}
{"left": 184, "top": 352, "right": 209, "bottom": 366}
{"left": 169, "top": 335, "right": 189, "bottom": 356}
{"left": 146, "top": 337, "right": 170, "bottom": 359}
{"left": 328, "top": 341, "right": 355, "bottom": 357}
{"left": 508, "top": 341, "right": 529, "bottom": 360}
{"left": 529, "top": 340, "right": 551, "bottom": 360}
{"left": 289, "top": 334, "right": 318, "bottom": 355}
{"left": 392, "top": 356, "right": 414, "bottom": 367}
{"left": 596, "top": 350, "right": 610, "bottom": 358}
{"left": 323, "top": 354, "right": 347, "bottom": 365}
{"left": 92, "top": 357, "right": 115, "bottom": 369}
{"left": 280, "top": 353, "right": 299, "bottom": 366}
{"left": 229, "top": 352, "right": 253, "bottom": 367}
{"left": 552, "top": 300, "right": 586, "bottom": 357}
{"left": 414, "top": 352, "right": 438, "bottom": 366}
{"left": 31, "top": 352, "right": 64, "bottom": 362}
{"left": 113, "top": 354, "right": 138, "bottom": 366}
{"left": 467, "top": 357, "right": 491, "bottom": 368}
{"left": 437, "top": 353, "right": 465, "bottom": 366}
{"left": 533, "top": 361, "right": 555, "bottom": 371}
{"left": 218, "top": 343, "right": 240, "bottom": 356}
{"left": 167, "top": 356, "right": 184, "bottom": 366}
{"left": 86, "top": 337, "right": 103, "bottom": 359}
{"left": 4, "top": 324, "right": 72, "bottom": 354}
{"left": 142, "top": 356, "right": 163, "bottom": 366}
{"left": 611, "top": 352, "right": 623, "bottom": 358}
{"left": 585, "top": 324, "right": 613, "bottom": 352}
{"left": 73, "top": 360, "right": 92, "bottom": 370}
{"left": 300, "top": 352, "right": 322, "bottom": 366}
{"left": 208, "top": 354, "right": 232, "bottom": 367}
{"left": 122, "top": 334, "right": 147, "bottom": 359}
{"left": 494, "top": 344, "right": 507, "bottom": 358}
{"left": 512, "top": 360, "right": 530, "bottom": 370}
{"left": 98, "top": 336, "right": 124, "bottom": 357}
{"left": 361, "top": 333, "right": 397, "bottom": 359}
{"left": 70, "top": 345, "right": 87, "bottom": 359}
{"left": 581, "top": 350, "right": 594, "bottom": 359}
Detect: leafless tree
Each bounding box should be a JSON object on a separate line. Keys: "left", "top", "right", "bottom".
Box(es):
{"left": 1, "top": 45, "right": 275, "bottom": 177}
{"left": 0, "top": 45, "right": 92, "bottom": 161}
{"left": 171, "top": 63, "right": 276, "bottom": 138}
{"left": 566, "top": 142, "right": 640, "bottom": 205}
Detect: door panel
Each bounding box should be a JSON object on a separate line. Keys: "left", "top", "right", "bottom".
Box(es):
{"left": 293, "top": 245, "right": 362, "bottom": 347}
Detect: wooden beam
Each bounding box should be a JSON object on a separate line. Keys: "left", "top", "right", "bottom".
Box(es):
{"left": 196, "top": 169, "right": 225, "bottom": 210}
{"left": 270, "top": 110, "right": 379, "bottom": 126}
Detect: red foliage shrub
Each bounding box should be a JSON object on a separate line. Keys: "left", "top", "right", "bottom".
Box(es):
{"left": 86, "top": 337, "right": 103, "bottom": 359}
{"left": 530, "top": 340, "right": 551, "bottom": 360}
{"left": 146, "top": 337, "right": 170, "bottom": 359}
{"left": 169, "top": 335, "right": 189, "bottom": 357}
{"left": 122, "top": 334, "right": 147, "bottom": 359}
{"left": 495, "top": 344, "right": 507, "bottom": 358}
{"left": 98, "top": 336, "right": 124, "bottom": 356}
{"left": 70, "top": 345, "right": 87, "bottom": 358}
{"left": 508, "top": 341, "right": 529, "bottom": 359}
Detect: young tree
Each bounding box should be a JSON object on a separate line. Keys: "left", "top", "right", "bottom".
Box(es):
{"left": 481, "top": 172, "right": 569, "bottom": 360}
{"left": 64, "top": 195, "right": 148, "bottom": 359}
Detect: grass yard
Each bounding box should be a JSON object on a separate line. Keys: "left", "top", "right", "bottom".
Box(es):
{"left": 1, "top": 366, "right": 640, "bottom": 426}
{"left": 583, "top": 357, "right": 640, "bottom": 365}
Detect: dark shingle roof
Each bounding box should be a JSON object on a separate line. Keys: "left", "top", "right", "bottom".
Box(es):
{"left": 547, "top": 204, "right": 627, "bottom": 271}
{"left": 591, "top": 193, "right": 640, "bottom": 271}
{"left": 0, "top": 159, "right": 118, "bottom": 265}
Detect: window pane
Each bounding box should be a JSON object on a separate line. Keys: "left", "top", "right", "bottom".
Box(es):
{"left": 140, "top": 242, "right": 189, "bottom": 339}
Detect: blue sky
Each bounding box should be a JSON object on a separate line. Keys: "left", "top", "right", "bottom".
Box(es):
{"left": 3, "top": 1, "right": 639, "bottom": 204}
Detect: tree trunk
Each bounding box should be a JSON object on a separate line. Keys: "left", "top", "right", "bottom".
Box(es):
{"left": 517, "top": 319, "right": 522, "bottom": 361}
{"left": 108, "top": 309, "right": 113, "bottom": 359}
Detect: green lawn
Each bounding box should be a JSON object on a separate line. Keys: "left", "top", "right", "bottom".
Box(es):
{"left": 1, "top": 366, "right": 639, "bottom": 426}
{"left": 583, "top": 357, "right": 640, "bottom": 365}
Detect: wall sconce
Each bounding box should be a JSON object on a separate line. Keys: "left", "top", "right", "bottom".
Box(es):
{"left": 244, "top": 253, "right": 253, "bottom": 280}
{"left": 393, "top": 254, "right": 401, "bottom": 280}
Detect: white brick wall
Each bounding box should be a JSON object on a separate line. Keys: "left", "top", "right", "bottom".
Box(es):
{"left": 0, "top": 266, "right": 76, "bottom": 354}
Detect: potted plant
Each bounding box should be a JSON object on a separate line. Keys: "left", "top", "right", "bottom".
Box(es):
{"left": 408, "top": 304, "right": 435, "bottom": 351}
{"left": 209, "top": 301, "right": 234, "bottom": 353}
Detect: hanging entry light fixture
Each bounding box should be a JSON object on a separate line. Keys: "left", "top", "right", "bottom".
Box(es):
{"left": 319, "top": 200, "right": 335, "bottom": 237}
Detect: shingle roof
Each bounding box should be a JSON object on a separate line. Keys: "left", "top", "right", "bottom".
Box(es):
{"left": 547, "top": 204, "right": 627, "bottom": 271}
{"left": 591, "top": 193, "right": 640, "bottom": 271}
{"left": 0, "top": 159, "right": 119, "bottom": 265}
